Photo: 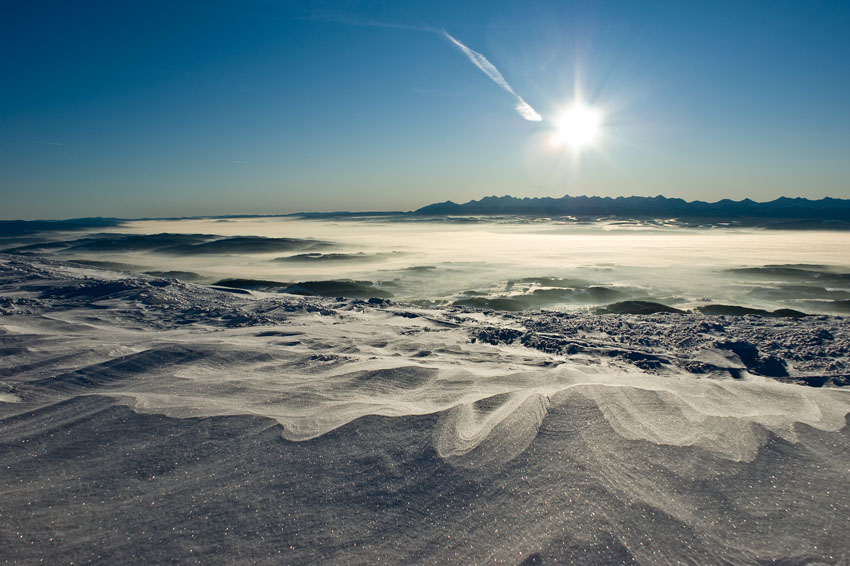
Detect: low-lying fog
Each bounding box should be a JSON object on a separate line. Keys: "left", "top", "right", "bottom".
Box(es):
{"left": 9, "top": 216, "right": 850, "bottom": 314}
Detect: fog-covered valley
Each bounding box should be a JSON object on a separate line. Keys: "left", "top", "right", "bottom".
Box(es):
{"left": 5, "top": 216, "right": 850, "bottom": 315}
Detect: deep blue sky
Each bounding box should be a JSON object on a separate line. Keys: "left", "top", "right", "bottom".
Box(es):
{"left": 2, "top": 0, "right": 849, "bottom": 219}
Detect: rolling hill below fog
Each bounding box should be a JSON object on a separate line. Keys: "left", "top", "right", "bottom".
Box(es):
{"left": 413, "top": 195, "right": 850, "bottom": 226}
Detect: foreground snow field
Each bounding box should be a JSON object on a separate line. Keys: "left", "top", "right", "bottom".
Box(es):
{"left": 2, "top": 254, "right": 849, "bottom": 564}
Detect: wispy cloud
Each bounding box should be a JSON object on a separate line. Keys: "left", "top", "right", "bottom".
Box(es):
{"left": 307, "top": 14, "right": 543, "bottom": 123}
{"left": 304, "top": 11, "right": 435, "bottom": 34}
{"left": 514, "top": 100, "right": 542, "bottom": 122}
{"left": 442, "top": 30, "right": 542, "bottom": 122}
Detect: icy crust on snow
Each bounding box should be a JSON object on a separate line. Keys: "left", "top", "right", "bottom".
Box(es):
{"left": 2, "top": 253, "right": 849, "bottom": 464}
{"left": 3, "top": 254, "right": 850, "bottom": 564}
{"left": 475, "top": 310, "right": 850, "bottom": 384}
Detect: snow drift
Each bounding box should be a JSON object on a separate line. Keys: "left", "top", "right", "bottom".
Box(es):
{"left": 1, "top": 254, "right": 849, "bottom": 564}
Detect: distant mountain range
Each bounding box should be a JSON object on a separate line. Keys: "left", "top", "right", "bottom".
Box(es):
{"left": 4, "top": 195, "right": 850, "bottom": 233}
{"left": 412, "top": 195, "right": 850, "bottom": 226}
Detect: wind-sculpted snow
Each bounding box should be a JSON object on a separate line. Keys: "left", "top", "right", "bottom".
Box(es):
{"left": 2, "top": 254, "right": 850, "bottom": 564}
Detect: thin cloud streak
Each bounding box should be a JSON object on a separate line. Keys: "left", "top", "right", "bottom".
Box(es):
{"left": 442, "top": 30, "right": 542, "bottom": 122}
{"left": 308, "top": 17, "right": 542, "bottom": 122}
{"left": 306, "top": 11, "right": 436, "bottom": 33}
{"left": 514, "top": 99, "right": 541, "bottom": 122}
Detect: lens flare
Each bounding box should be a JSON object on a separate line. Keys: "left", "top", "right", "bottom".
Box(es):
{"left": 553, "top": 103, "right": 602, "bottom": 151}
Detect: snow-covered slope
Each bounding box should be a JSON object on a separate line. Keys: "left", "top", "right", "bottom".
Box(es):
{"left": 2, "top": 254, "right": 849, "bottom": 564}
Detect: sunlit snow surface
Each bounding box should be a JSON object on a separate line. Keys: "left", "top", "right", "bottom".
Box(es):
{"left": 1, "top": 253, "right": 850, "bottom": 564}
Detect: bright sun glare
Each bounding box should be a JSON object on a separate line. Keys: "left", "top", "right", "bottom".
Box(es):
{"left": 553, "top": 102, "right": 602, "bottom": 151}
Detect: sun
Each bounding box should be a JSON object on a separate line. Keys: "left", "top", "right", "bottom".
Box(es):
{"left": 553, "top": 102, "right": 602, "bottom": 151}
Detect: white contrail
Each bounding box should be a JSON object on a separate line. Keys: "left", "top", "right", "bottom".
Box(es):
{"left": 442, "top": 30, "right": 542, "bottom": 122}
{"left": 514, "top": 99, "right": 541, "bottom": 122}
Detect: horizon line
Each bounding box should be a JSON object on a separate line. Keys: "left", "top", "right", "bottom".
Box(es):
{"left": 2, "top": 192, "right": 850, "bottom": 223}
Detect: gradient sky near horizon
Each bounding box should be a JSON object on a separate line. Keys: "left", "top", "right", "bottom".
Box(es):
{"left": 2, "top": 0, "right": 849, "bottom": 219}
